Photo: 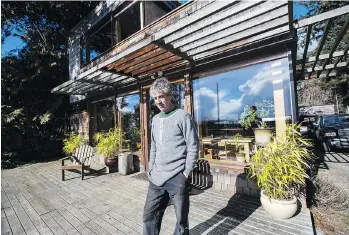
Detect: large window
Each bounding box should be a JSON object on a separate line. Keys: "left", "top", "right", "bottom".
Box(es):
{"left": 117, "top": 2, "right": 141, "bottom": 41}
{"left": 193, "top": 58, "right": 293, "bottom": 159}
{"left": 95, "top": 100, "right": 115, "bottom": 133}
{"left": 81, "top": 2, "right": 141, "bottom": 64}
{"left": 193, "top": 58, "right": 292, "bottom": 138}
{"left": 117, "top": 93, "right": 141, "bottom": 151}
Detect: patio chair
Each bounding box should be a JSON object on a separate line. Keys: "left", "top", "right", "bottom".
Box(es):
{"left": 61, "top": 144, "right": 95, "bottom": 181}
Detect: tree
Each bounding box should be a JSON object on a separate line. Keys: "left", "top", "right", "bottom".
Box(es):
{"left": 1, "top": 2, "right": 100, "bottom": 168}
{"left": 297, "top": 1, "right": 349, "bottom": 56}
{"left": 296, "top": 1, "right": 349, "bottom": 112}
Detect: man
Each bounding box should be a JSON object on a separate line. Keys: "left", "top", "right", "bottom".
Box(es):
{"left": 143, "top": 77, "right": 199, "bottom": 235}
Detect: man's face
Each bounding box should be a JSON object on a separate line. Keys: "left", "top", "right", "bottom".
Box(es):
{"left": 152, "top": 91, "right": 173, "bottom": 113}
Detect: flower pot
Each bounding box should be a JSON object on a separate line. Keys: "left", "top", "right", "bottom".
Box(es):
{"left": 260, "top": 190, "right": 298, "bottom": 219}
{"left": 254, "top": 128, "right": 273, "bottom": 146}
{"left": 104, "top": 158, "right": 118, "bottom": 168}
{"left": 235, "top": 153, "right": 245, "bottom": 162}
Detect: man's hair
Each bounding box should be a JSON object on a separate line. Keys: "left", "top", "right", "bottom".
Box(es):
{"left": 150, "top": 77, "right": 173, "bottom": 98}
{"left": 250, "top": 105, "right": 257, "bottom": 111}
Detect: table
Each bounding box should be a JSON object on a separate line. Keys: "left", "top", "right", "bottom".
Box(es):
{"left": 200, "top": 137, "right": 221, "bottom": 159}
{"left": 219, "top": 138, "right": 254, "bottom": 162}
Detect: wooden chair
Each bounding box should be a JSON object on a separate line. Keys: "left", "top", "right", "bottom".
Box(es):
{"left": 61, "top": 144, "right": 95, "bottom": 181}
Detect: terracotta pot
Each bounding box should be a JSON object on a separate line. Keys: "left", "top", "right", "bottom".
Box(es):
{"left": 104, "top": 158, "right": 118, "bottom": 168}
{"left": 260, "top": 190, "right": 298, "bottom": 219}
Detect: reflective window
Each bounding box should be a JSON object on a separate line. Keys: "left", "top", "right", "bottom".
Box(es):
{"left": 81, "top": 2, "right": 141, "bottom": 64}
{"left": 193, "top": 58, "right": 293, "bottom": 160}
{"left": 95, "top": 100, "right": 115, "bottom": 133}
{"left": 117, "top": 2, "right": 141, "bottom": 41}
{"left": 88, "top": 20, "right": 113, "bottom": 61}
{"left": 117, "top": 93, "right": 141, "bottom": 151}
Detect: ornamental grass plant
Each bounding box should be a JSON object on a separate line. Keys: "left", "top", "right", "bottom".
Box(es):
{"left": 248, "top": 123, "right": 312, "bottom": 200}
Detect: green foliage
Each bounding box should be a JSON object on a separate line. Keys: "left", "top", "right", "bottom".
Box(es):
{"left": 296, "top": 1, "right": 349, "bottom": 98}
{"left": 231, "top": 133, "right": 244, "bottom": 152}
{"left": 62, "top": 133, "right": 86, "bottom": 155}
{"left": 1, "top": 2, "right": 99, "bottom": 167}
{"left": 239, "top": 106, "right": 257, "bottom": 129}
{"left": 127, "top": 126, "right": 141, "bottom": 150}
{"left": 248, "top": 123, "right": 312, "bottom": 200}
{"left": 239, "top": 100, "right": 274, "bottom": 129}
{"left": 2, "top": 108, "right": 24, "bottom": 123}
{"left": 297, "top": 1, "right": 349, "bottom": 55}
{"left": 94, "top": 128, "right": 125, "bottom": 159}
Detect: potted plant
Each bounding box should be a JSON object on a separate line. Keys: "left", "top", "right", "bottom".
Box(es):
{"left": 62, "top": 133, "right": 87, "bottom": 156}
{"left": 239, "top": 100, "right": 275, "bottom": 146}
{"left": 247, "top": 123, "right": 312, "bottom": 219}
{"left": 231, "top": 133, "right": 245, "bottom": 162}
{"left": 94, "top": 127, "right": 125, "bottom": 168}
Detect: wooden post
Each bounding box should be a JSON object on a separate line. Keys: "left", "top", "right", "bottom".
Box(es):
{"left": 140, "top": 86, "right": 149, "bottom": 171}
{"left": 113, "top": 94, "right": 117, "bottom": 128}
{"left": 184, "top": 73, "right": 193, "bottom": 115}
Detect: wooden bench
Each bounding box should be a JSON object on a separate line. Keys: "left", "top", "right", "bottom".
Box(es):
{"left": 61, "top": 144, "right": 94, "bottom": 181}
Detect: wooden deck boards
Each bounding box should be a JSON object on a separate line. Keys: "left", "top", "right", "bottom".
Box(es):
{"left": 1, "top": 159, "right": 314, "bottom": 235}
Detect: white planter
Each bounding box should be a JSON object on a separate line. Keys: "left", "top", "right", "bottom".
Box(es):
{"left": 118, "top": 152, "right": 134, "bottom": 175}
{"left": 260, "top": 191, "right": 298, "bottom": 219}
{"left": 254, "top": 128, "right": 273, "bottom": 146}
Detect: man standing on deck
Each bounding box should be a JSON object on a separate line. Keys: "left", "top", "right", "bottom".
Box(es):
{"left": 143, "top": 77, "right": 199, "bottom": 235}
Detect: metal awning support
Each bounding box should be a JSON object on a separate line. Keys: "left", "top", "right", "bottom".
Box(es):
{"left": 51, "top": 69, "right": 137, "bottom": 96}
{"left": 310, "top": 19, "right": 332, "bottom": 78}
{"left": 320, "top": 17, "right": 349, "bottom": 78}
{"left": 294, "top": 5, "right": 349, "bottom": 29}
{"left": 295, "top": 6, "right": 349, "bottom": 80}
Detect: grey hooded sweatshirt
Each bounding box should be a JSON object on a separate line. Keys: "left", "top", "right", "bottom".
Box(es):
{"left": 148, "top": 108, "right": 199, "bottom": 186}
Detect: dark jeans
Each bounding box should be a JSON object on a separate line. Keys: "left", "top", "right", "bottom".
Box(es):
{"left": 143, "top": 172, "right": 190, "bottom": 235}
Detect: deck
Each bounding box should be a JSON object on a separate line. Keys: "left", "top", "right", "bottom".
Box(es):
{"left": 1, "top": 159, "right": 314, "bottom": 235}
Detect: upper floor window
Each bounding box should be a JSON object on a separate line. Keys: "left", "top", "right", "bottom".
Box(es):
{"left": 80, "top": 1, "right": 181, "bottom": 65}
{"left": 81, "top": 2, "right": 141, "bottom": 65}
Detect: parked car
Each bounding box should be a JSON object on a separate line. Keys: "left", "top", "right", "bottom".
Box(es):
{"left": 310, "top": 114, "right": 349, "bottom": 151}
{"left": 299, "top": 115, "right": 318, "bottom": 136}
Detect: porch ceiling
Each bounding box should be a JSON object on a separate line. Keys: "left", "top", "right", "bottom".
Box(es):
{"left": 52, "top": 1, "right": 294, "bottom": 96}
{"left": 295, "top": 5, "right": 349, "bottom": 80}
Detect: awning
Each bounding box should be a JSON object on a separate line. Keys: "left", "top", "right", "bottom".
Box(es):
{"left": 52, "top": 1, "right": 294, "bottom": 96}
{"left": 295, "top": 5, "right": 349, "bottom": 80}
{"left": 51, "top": 71, "right": 136, "bottom": 95}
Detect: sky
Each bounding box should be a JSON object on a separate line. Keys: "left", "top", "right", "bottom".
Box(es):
{"left": 293, "top": 2, "right": 308, "bottom": 20}
{"left": 1, "top": 2, "right": 310, "bottom": 58}
{"left": 1, "top": 34, "right": 25, "bottom": 57}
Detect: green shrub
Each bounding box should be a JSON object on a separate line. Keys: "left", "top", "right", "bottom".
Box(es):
{"left": 63, "top": 133, "right": 86, "bottom": 155}
{"left": 94, "top": 127, "right": 125, "bottom": 159}
{"left": 248, "top": 123, "right": 312, "bottom": 200}
{"left": 231, "top": 133, "right": 244, "bottom": 153}
{"left": 239, "top": 100, "right": 274, "bottom": 129}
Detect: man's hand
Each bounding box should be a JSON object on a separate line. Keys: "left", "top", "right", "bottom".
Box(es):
{"left": 183, "top": 173, "right": 189, "bottom": 179}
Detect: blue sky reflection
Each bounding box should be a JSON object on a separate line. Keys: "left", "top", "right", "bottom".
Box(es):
{"left": 193, "top": 58, "right": 291, "bottom": 124}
